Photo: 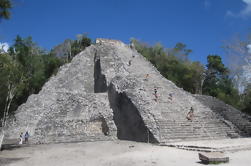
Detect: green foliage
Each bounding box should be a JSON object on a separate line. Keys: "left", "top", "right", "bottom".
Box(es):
{"left": 203, "top": 55, "right": 228, "bottom": 96}
{"left": 0, "top": 35, "right": 64, "bottom": 121}
{"left": 51, "top": 34, "right": 91, "bottom": 62}
{"left": 0, "top": 0, "right": 12, "bottom": 20}
{"left": 42, "top": 53, "right": 64, "bottom": 78}
{"left": 202, "top": 55, "right": 240, "bottom": 108}
{"left": 12, "top": 36, "right": 47, "bottom": 93}
{"left": 71, "top": 34, "right": 91, "bottom": 58}
{"left": 241, "top": 84, "right": 251, "bottom": 115}
{"left": 0, "top": 53, "right": 26, "bottom": 122}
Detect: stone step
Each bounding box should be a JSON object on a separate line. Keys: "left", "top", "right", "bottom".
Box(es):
{"left": 160, "top": 132, "right": 228, "bottom": 137}
{"left": 160, "top": 136, "right": 228, "bottom": 141}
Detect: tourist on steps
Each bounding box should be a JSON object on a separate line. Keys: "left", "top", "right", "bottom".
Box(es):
{"left": 24, "top": 131, "right": 30, "bottom": 144}
{"left": 186, "top": 107, "right": 194, "bottom": 121}
{"left": 19, "top": 132, "right": 23, "bottom": 145}
{"left": 128, "top": 60, "right": 132, "bottom": 66}
{"left": 154, "top": 88, "right": 158, "bottom": 101}
{"left": 144, "top": 74, "right": 149, "bottom": 81}
{"left": 129, "top": 42, "right": 135, "bottom": 50}
{"left": 168, "top": 93, "right": 173, "bottom": 101}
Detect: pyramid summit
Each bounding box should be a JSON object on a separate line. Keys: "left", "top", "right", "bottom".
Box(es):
{"left": 2, "top": 39, "right": 251, "bottom": 145}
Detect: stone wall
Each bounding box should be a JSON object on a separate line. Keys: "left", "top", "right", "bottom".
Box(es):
{"left": 108, "top": 81, "right": 157, "bottom": 143}
{"left": 31, "top": 93, "right": 117, "bottom": 144}
{"left": 194, "top": 94, "right": 251, "bottom": 136}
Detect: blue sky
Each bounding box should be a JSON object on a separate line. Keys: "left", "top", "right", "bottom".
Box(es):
{"left": 1, "top": 0, "right": 251, "bottom": 64}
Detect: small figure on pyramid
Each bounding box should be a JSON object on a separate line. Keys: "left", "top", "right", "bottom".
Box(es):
{"left": 128, "top": 60, "right": 132, "bottom": 66}
{"left": 144, "top": 74, "right": 150, "bottom": 81}
{"left": 153, "top": 87, "right": 158, "bottom": 102}
{"left": 186, "top": 107, "right": 194, "bottom": 121}
{"left": 129, "top": 41, "right": 135, "bottom": 50}
{"left": 19, "top": 132, "right": 23, "bottom": 145}
{"left": 168, "top": 93, "right": 173, "bottom": 101}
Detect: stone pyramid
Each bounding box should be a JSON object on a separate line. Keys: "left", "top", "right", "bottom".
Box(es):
{"left": 3, "top": 39, "right": 251, "bottom": 145}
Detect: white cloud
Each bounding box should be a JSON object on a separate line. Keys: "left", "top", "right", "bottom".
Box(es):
{"left": 226, "top": 10, "right": 235, "bottom": 17}
{"left": 247, "top": 44, "right": 251, "bottom": 53}
{"left": 227, "top": 0, "right": 251, "bottom": 18}
{"left": 0, "top": 42, "right": 9, "bottom": 53}
{"left": 241, "top": 0, "right": 251, "bottom": 16}
{"left": 204, "top": 0, "right": 211, "bottom": 9}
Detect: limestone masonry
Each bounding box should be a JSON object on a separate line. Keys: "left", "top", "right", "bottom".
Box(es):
{"left": 3, "top": 39, "right": 251, "bottom": 145}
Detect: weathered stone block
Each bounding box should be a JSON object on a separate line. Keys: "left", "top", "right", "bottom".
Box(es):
{"left": 199, "top": 152, "right": 229, "bottom": 164}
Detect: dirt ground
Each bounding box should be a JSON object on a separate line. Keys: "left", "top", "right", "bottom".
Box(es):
{"left": 0, "top": 140, "right": 251, "bottom": 166}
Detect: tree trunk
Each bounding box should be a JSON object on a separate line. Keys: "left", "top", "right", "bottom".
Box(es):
{"left": 2, "top": 82, "right": 15, "bottom": 127}
{"left": 0, "top": 128, "right": 4, "bottom": 150}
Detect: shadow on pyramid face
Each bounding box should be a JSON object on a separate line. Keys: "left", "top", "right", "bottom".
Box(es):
{"left": 108, "top": 83, "right": 158, "bottom": 143}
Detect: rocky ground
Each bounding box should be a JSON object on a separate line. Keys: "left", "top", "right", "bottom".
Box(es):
{"left": 1, "top": 139, "right": 251, "bottom": 166}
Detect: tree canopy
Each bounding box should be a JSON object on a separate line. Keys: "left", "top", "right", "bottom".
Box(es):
{"left": 0, "top": 0, "right": 12, "bottom": 20}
